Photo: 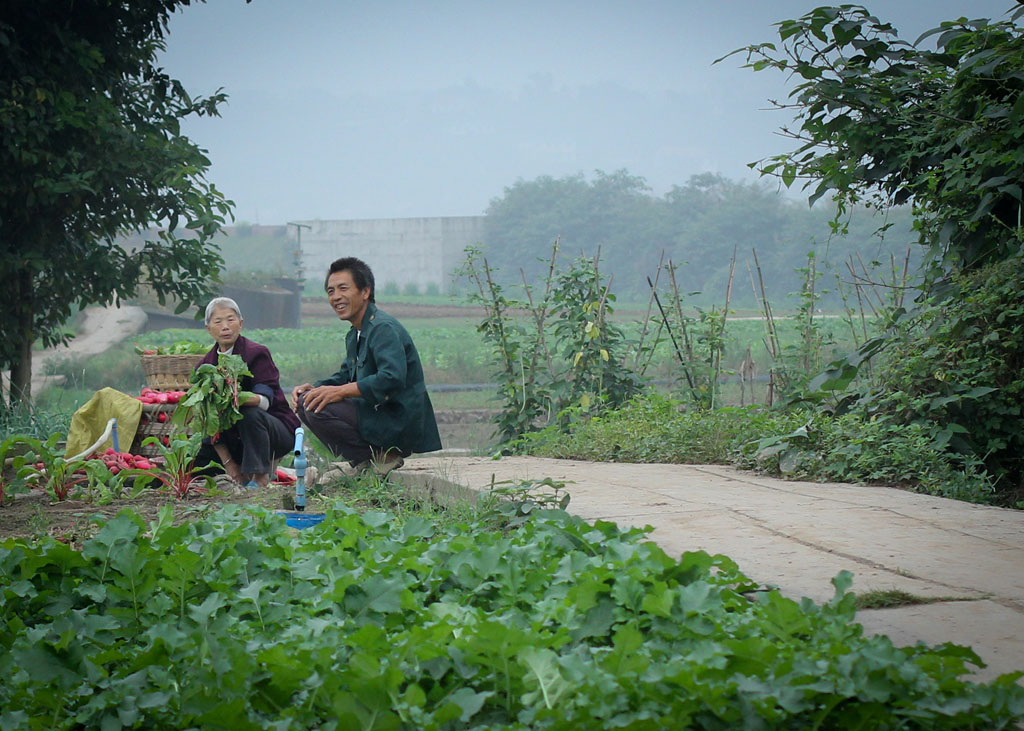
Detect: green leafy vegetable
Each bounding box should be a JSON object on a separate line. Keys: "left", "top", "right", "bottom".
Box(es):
{"left": 134, "top": 340, "right": 208, "bottom": 355}
{"left": 172, "top": 353, "right": 252, "bottom": 438}
{"left": 1, "top": 506, "right": 1021, "bottom": 728}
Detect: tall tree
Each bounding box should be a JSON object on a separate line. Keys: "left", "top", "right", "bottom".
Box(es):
{"left": 482, "top": 170, "right": 664, "bottom": 292}
{"left": 480, "top": 169, "right": 916, "bottom": 304}
{"left": 722, "top": 4, "right": 1024, "bottom": 282}
{"left": 0, "top": 1, "right": 235, "bottom": 405}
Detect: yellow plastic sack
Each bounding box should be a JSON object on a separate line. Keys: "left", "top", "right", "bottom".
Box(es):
{"left": 64, "top": 387, "right": 143, "bottom": 459}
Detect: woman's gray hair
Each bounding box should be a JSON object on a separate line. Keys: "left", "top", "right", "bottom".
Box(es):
{"left": 205, "top": 297, "right": 243, "bottom": 325}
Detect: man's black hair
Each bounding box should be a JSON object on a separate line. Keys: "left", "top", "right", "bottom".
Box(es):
{"left": 325, "top": 257, "right": 375, "bottom": 302}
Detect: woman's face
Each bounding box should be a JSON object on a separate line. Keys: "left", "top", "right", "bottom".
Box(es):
{"left": 206, "top": 306, "right": 243, "bottom": 350}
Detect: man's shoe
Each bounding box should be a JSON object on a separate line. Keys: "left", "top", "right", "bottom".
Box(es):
{"left": 317, "top": 461, "right": 368, "bottom": 485}
{"left": 316, "top": 467, "right": 342, "bottom": 485}
{"left": 341, "top": 460, "right": 370, "bottom": 477}
{"left": 372, "top": 453, "right": 404, "bottom": 478}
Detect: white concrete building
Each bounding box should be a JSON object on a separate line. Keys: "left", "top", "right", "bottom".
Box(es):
{"left": 291, "top": 216, "right": 485, "bottom": 294}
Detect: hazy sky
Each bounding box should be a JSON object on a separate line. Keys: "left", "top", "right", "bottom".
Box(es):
{"left": 160, "top": 1, "right": 1018, "bottom": 224}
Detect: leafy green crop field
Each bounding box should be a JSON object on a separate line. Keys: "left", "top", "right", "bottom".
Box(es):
{"left": 129, "top": 314, "right": 866, "bottom": 392}
{"left": 2, "top": 503, "right": 1020, "bottom": 728}
{"left": 36, "top": 312, "right": 873, "bottom": 452}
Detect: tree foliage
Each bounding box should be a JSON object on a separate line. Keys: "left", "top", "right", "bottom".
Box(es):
{"left": 723, "top": 5, "right": 1024, "bottom": 496}
{"left": 724, "top": 4, "right": 1024, "bottom": 280}
{"left": 480, "top": 169, "right": 918, "bottom": 304}
{"left": 0, "top": 1, "right": 235, "bottom": 403}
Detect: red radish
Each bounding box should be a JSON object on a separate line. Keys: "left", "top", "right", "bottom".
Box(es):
{"left": 157, "top": 412, "right": 168, "bottom": 423}
{"left": 135, "top": 459, "right": 153, "bottom": 470}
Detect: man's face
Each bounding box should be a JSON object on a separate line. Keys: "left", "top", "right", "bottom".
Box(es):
{"left": 206, "top": 306, "right": 243, "bottom": 350}
{"left": 326, "top": 269, "right": 371, "bottom": 328}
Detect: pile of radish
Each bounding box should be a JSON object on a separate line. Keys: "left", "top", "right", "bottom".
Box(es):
{"left": 136, "top": 387, "right": 187, "bottom": 405}
{"left": 88, "top": 448, "right": 155, "bottom": 474}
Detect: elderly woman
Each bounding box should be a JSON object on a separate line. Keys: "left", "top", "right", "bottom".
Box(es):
{"left": 194, "top": 297, "right": 300, "bottom": 487}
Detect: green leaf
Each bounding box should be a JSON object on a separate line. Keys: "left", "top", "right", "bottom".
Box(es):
{"left": 444, "top": 687, "right": 491, "bottom": 722}
{"left": 519, "top": 646, "right": 570, "bottom": 710}
{"left": 346, "top": 574, "right": 407, "bottom": 615}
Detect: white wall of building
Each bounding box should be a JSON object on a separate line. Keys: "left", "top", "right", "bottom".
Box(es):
{"left": 293, "top": 216, "right": 484, "bottom": 294}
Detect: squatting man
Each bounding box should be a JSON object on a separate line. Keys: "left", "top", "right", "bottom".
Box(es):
{"left": 291, "top": 256, "right": 442, "bottom": 478}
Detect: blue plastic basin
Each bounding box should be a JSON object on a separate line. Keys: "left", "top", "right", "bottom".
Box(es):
{"left": 277, "top": 512, "right": 326, "bottom": 529}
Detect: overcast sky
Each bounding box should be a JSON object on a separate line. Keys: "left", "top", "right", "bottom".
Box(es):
{"left": 159, "top": 1, "right": 1018, "bottom": 224}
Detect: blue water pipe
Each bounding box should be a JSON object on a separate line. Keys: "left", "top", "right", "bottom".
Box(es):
{"left": 293, "top": 427, "right": 306, "bottom": 512}
{"left": 111, "top": 419, "right": 120, "bottom": 453}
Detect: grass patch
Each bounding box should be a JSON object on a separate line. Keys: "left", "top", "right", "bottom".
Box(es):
{"left": 854, "top": 589, "right": 983, "bottom": 610}
{"left": 311, "top": 467, "right": 490, "bottom": 528}
{"left": 0, "top": 399, "right": 73, "bottom": 441}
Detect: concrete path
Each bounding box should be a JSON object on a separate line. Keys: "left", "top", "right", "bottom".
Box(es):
{"left": 32, "top": 304, "right": 148, "bottom": 396}
{"left": 2, "top": 304, "right": 148, "bottom": 400}
{"left": 401, "top": 455, "right": 1024, "bottom": 684}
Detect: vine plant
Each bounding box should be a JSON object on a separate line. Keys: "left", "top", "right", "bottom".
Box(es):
{"left": 645, "top": 253, "right": 736, "bottom": 410}
{"left": 459, "top": 243, "right": 643, "bottom": 443}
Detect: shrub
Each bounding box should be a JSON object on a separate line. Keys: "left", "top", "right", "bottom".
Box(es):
{"left": 520, "top": 393, "right": 997, "bottom": 503}
{"left": 851, "top": 251, "right": 1024, "bottom": 493}
{"left": 742, "top": 412, "right": 996, "bottom": 503}
{"left": 520, "top": 393, "right": 804, "bottom": 465}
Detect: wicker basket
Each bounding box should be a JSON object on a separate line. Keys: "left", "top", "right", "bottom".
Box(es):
{"left": 131, "top": 403, "right": 192, "bottom": 457}
{"left": 140, "top": 353, "right": 204, "bottom": 391}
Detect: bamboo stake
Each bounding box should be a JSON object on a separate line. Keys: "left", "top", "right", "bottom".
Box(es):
{"left": 752, "top": 248, "right": 779, "bottom": 407}
{"left": 634, "top": 249, "right": 665, "bottom": 371}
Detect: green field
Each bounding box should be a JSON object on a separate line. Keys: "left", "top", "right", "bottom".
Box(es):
{"left": 38, "top": 310, "right": 873, "bottom": 452}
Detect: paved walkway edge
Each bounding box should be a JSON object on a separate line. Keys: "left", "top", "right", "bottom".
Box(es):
{"left": 398, "top": 456, "right": 1024, "bottom": 685}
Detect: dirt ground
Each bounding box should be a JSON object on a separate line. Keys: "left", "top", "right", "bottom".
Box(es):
{"left": 4, "top": 300, "right": 482, "bottom": 547}
{"left": 0, "top": 478, "right": 326, "bottom": 547}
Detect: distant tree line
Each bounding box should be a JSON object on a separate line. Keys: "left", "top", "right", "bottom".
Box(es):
{"left": 480, "top": 169, "right": 918, "bottom": 307}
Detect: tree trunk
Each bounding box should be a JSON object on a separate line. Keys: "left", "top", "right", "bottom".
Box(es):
{"left": 9, "top": 333, "right": 32, "bottom": 405}
{"left": 9, "top": 271, "right": 33, "bottom": 405}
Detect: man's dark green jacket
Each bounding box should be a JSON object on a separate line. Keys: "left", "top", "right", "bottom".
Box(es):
{"left": 315, "top": 303, "right": 442, "bottom": 455}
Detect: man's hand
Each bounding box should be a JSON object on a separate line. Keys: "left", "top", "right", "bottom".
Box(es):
{"left": 301, "top": 384, "right": 347, "bottom": 413}
{"left": 291, "top": 382, "right": 313, "bottom": 411}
